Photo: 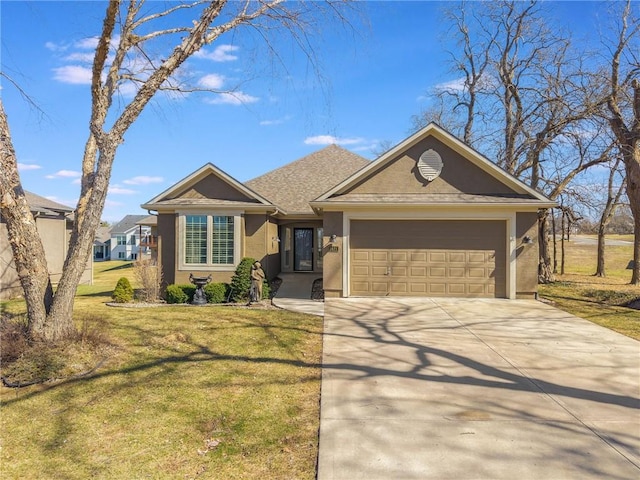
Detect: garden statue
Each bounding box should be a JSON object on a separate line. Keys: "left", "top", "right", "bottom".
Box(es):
{"left": 189, "top": 273, "right": 212, "bottom": 305}
{"left": 249, "top": 261, "right": 265, "bottom": 303}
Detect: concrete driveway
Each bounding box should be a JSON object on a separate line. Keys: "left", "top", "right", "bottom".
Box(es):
{"left": 318, "top": 297, "right": 640, "bottom": 480}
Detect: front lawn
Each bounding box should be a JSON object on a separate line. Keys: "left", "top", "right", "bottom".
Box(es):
{"left": 539, "top": 235, "right": 640, "bottom": 340}
{"left": 1, "top": 262, "right": 323, "bottom": 479}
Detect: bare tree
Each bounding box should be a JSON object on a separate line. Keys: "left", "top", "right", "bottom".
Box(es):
{"left": 595, "top": 156, "right": 627, "bottom": 277}
{"left": 602, "top": 0, "right": 640, "bottom": 284}
{"left": 0, "top": 0, "right": 355, "bottom": 341}
{"left": 421, "top": 1, "right": 609, "bottom": 283}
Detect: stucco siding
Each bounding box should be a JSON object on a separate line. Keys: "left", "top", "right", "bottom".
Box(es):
{"left": 347, "top": 137, "right": 516, "bottom": 196}
{"left": 322, "top": 212, "right": 344, "bottom": 297}
{"left": 170, "top": 174, "right": 256, "bottom": 202}
{"left": 516, "top": 212, "right": 540, "bottom": 298}
{"left": 158, "top": 213, "right": 177, "bottom": 285}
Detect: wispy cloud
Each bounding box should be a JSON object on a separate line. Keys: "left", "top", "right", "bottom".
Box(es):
{"left": 18, "top": 163, "right": 42, "bottom": 171}
{"left": 260, "top": 115, "right": 292, "bottom": 126}
{"left": 53, "top": 65, "right": 92, "bottom": 84}
{"left": 45, "top": 169, "right": 82, "bottom": 179}
{"left": 205, "top": 91, "right": 259, "bottom": 105}
{"left": 194, "top": 45, "right": 239, "bottom": 62}
{"left": 108, "top": 185, "right": 137, "bottom": 195}
{"left": 123, "top": 176, "right": 164, "bottom": 185}
{"left": 198, "top": 73, "right": 225, "bottom": 90}
{"left": 434, "top": 77, "right": 466, "bottom": 93}
{"left": 304, "top": 135, "right": 365, "bottom": 146}
{"left": 64, "top": 52, "right": 95, "bottom": 63}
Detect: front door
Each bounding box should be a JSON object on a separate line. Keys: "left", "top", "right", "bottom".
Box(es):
{"left": 294, "top": 228, "right": 314, "bottom": 271}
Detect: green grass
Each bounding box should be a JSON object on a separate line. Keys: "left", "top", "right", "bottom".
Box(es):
{"left": 539, "top": 234, "right": 640, "bottom": 340}
{"left": 1, "top": 262, "right": 323, "bottom": 479}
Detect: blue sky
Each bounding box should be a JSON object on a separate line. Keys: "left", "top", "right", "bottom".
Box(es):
{"left": 2, "top": 1, "right": 605, "bottom": 222}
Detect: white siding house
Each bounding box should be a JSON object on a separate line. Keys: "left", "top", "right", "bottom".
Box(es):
{"left": 109, "top": 215, "right": 150, "bottom": 261}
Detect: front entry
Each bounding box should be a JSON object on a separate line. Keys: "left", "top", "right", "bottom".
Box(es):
{"left": 294, "top": 228, "right": 314, "bottom": 271}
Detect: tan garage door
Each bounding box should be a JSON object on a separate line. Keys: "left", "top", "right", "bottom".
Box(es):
{"left": 350, "top": 220, "right": 506, "bottom": 298}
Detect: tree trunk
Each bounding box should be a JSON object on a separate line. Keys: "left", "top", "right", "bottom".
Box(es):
{"left": 0, "top": 101, "right": 54, "bottom": 338}
{"left": 622, "top": 146, "right": 640, "bottom": 284}
{"left": 561, "top": 209, "right": 566, "bottom": 275}
{"left": 551, "top": 210, "right": 558, "bottom": 273}
{"left": 595, "top": 223, "right": 607, "bottom": 277}
{"left": 538, "top": 209, "right": 554, "bottom": 283}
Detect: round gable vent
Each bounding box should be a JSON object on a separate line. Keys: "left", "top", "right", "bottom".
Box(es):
{"left": 417, "top": 149, "right": 443, "bottom": 182}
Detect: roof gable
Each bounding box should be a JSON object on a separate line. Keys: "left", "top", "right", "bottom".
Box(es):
{"left": 316, "top": 123, "right": 553, "bottom": 205}
{"left": 141, "top": 163, "right": 273, "bottom": 211}
{"left": 246, "top": 145, "right": 370, "bottom": 215}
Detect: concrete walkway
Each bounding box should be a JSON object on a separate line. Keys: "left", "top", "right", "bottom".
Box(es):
{"left": 318, "top": 297, "right": 640, "bottom": 480}
{"left": 271, "top": 273, "right": 324, "bottom": 316}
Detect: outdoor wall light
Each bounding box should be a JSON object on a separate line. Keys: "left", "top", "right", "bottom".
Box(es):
{"left": 522, "top": 235, "right": 533, "bottom": 245}
{"left": 330, "top": 234, "right": 338, "bottom": 243}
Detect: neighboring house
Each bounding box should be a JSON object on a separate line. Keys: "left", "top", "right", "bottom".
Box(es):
{"left": 93, "top": 225, "right": 111, "bottom": 261}
{"left": 137, "top": 215, "right": 158, "bottom": 261}
{"left": 109, "top": 215, "right": 151, "bottom": 261}
{"left": 0, "top": 191, "right": 93, "bottom": 300}
{"left": 141, "top": 123, "right": 555, "bottom": 299}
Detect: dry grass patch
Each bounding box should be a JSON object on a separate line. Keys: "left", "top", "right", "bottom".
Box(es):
{"left": 1, "top": 261, "right": 323, "bottom": 479}
{"left": 540, "top": 235, "right": 640, "bottom": 340}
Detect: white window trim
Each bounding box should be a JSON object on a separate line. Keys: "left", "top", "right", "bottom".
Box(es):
{"left": 177, "top": 211, "right": 242, "bottom": 271}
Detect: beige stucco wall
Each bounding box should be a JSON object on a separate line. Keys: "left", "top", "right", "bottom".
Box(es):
{"left": 0, "top": 222, "right": 21, "bottom": 300}
{"left": 0, "top": 215, "right": 91, "bottom": 300}
{"left": 516, "top": 212, "right": 540, "bottom": 298}
{"left": 244, "top": 214, "right": 280, "bottom": 279}
{"left": 169, "top": 174, "right": 256, "bottom": 202}
{"left": 322, "top": 212, "right": 344, "bottom": 297}
{"left": 347, "top": 137, "right": 515, "bottom": 196}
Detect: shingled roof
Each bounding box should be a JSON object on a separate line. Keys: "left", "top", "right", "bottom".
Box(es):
{"left": 24, "top": 191, "right": 73, "bottom": 216}
{"left": 246, "top": 145, "right": 370, "bottom": 215}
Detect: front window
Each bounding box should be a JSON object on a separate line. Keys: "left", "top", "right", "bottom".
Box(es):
{"left": 116, "top": 235, "right": 126, "bottom": 245}
{"left": 184, "top": 214, "right": 236, "bottom": 266}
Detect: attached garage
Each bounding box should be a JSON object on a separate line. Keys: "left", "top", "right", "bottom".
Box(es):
{"left": 310, "top": 123, "right": 556, "bottom": 300}
{"left": 349, "top": 220, "right": 506, "bottom": 298}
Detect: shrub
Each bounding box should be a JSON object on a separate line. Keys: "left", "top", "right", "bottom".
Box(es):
{"left": 112, "top": 277, "right": 134, "bottom": 303}
{"left": 229, "top": 258, "right": 256, "bottom": 302}
{"left": 229, "top": 258, "right": 270, "bottom": 302}
{"left": 204, "top": 282, "right": 229, "bottom": 303}
{"left": 133, "top": 259, "right": 162, "bottom": 303}
{"left": 165, "top": 284, "right": 196, "bottom": 304}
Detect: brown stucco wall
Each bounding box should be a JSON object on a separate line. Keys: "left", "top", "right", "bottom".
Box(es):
{"left": 244, "top": 214, "right": 280, "bottom": 279}
{"left": 0, "top": 215, "right": 92, "bottom": 300}
{"left": 347, "top": 137, "right": 516, "bottom": 196}
{"left": 322, "top": 212, "right": 344, "bottom": 297}
{"left": 516, "top": 212, "right": 539, "bottom": 298}
{"left": 157, "top": 213, "right": 177, "bottom": 285}
{"left": 169, "top": 174, "right": 256, "bottom": 202}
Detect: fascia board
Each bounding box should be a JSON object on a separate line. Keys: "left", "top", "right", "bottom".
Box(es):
{"left": 310, "top": 200, "right": 556, "bottom": 211}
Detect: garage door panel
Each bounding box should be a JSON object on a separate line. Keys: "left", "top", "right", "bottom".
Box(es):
{"left": 350, "top": 220, "right": 506, "bottom": 298}
{"left": 448, "top": 284, "right": 466, "bottom": 295}
{"left": 371, "top": 266, "right": 388, "bottom": 276}
{"left": 371, "top": 251, "right": 389, "bottom": 262}
{"left": 352, "top": 265, "right": 370, "bottom": 276}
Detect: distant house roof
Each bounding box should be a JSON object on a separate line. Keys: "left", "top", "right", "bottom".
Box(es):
{"left": 110, "top": 215, "right": 149, "bottom": 234}
{"left": 24, "top": 191, "right": 73, "bottom": 216}
{"left": 94, "top": 225, "right": 111, "bottom": 245}
{"left": 246, "top": 145, "right": 370, "bottom": 215}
